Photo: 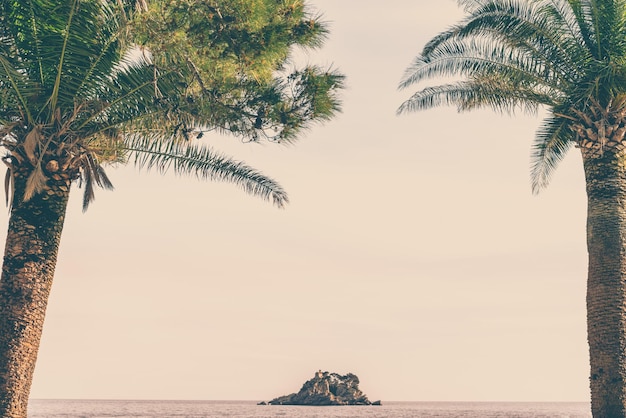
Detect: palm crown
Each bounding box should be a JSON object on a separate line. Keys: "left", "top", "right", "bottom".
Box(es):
{"left": 398, "top": 0, "right": 626, "bottom": 191}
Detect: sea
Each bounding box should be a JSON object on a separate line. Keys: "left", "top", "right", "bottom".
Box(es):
{"left": 27, "top": 400, "right": 592, "bottom": 418}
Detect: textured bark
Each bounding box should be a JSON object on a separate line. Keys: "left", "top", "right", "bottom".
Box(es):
{"left": 0, "top": 168, "right": 70, "bottom": 418}
{"left": 582, "top": 142, "right": 626, "bottom": 417}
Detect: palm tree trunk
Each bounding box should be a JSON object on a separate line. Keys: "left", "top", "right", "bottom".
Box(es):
{"left": 0, "top": 168, "right": 71, "bottom": 418}
{"left": 583, "top": 146, "right": 626, "bottom": 417}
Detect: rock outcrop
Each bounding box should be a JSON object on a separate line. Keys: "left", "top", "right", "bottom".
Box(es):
{"left": 266, "top": 370, "right": 379, "bottom": 406}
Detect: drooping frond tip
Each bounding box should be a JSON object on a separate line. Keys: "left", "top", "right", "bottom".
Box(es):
{"left": 530, "top": 115, "right": 574, "bottom": 194}
{"left": 271, "top": 190, "right": 289, "bottom": 209}
{"left": 80, "top": 154, "right": 115, "bottom": 212}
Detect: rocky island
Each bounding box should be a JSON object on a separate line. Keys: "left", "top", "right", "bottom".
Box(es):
{"left": 262, "top": 370, "right": 381, "bottom": 406}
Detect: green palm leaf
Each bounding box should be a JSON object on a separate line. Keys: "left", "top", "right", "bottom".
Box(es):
{"left": 530, "top": 114, "right": 574, "bottom": 192}
{"left": 398, "top": 78, "right": 554, "bottom": 115}
{"left": 0, "top": 55, "right": 35, "bottom": 123}
{"left": 122, "top": 134, "right": 289, "bottom": 208}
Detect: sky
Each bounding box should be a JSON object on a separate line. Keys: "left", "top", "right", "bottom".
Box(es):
{"left": 10, "top": 0, "right": 592, "bottom": 402}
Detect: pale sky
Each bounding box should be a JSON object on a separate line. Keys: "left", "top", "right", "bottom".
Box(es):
{"left": 15, "top": 0, "right": 590, "bottom": 402}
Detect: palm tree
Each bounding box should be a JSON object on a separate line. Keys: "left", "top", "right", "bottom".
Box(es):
{"left": 0, "top": 1, "right": 343, "bottom": 416}
{"left": 398, "top": 0, "right": 626, "bottom": 416}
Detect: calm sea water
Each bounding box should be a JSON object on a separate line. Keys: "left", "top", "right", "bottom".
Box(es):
{"left": 27, "top": 400, "right": 592, "bottom": 418}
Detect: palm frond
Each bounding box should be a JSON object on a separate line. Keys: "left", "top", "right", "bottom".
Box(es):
{"left": 49, "top": 0, "right": 80, "bottom": 113}
{"left": 399, "top": 37, "right": 567, "bottom": 93}
{"left": 566, "top": 0, "right": 597, "bottom": 54}
{"left": 77, "top": 61, "right": 180, "bottom": 133}
{"left": 0, "top": 55, "right": 34, "bottom": 123}
{"left": 400, "top": 0, "right": 591, "bottom": 94}
{"left": 24, "top": 0, "right": 46, "bottom": 85}
{"left": 3, "top": 165, "right": 13, "bottom": 208}
{"left": 0, "top": 0, "right": 127, "bottom": 122}
{"left": 55, "top": 1, "right": 129, "bottom": 114}
{"left": 122, "top": 134, "right": 288, "bottom": 208}
{"left": 77, "top": 151, "right": 115, "bottom": 211}
{"left": 80, "top": 164, "right": 95, "bottom": 212}
{"left": 70, "top": 20, "right": 124, "bottom": 105}
{"left": 398, "top": 76, "right": 558, "bottom": 115}
{"left": 530, "top": 114, "right": 574, "bottom": 192}
{"left": 584, "top": 0, "right": 626, "bottom": 60}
